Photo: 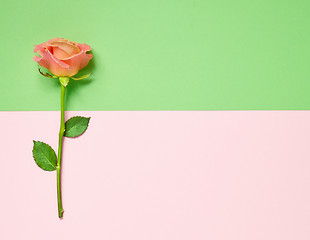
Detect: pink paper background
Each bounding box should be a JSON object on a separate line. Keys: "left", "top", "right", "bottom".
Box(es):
{"left": 1, "top": 111, "right": 310, "bottom": 239}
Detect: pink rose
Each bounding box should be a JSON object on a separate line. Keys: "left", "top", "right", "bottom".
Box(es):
{"left": 33, "top": 38, "right": 93, "bottom": 77}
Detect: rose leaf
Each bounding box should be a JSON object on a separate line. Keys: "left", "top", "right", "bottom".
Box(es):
{"left": 64, "top": 116, "right": 90, "bottom": 138}
{"left": 32, "top": 141, "right": 57, "bottom": 171}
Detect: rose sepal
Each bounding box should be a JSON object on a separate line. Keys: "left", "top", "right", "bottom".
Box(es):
{"left": 71, "top": 73, "right": 92, "bottom": 81}
{"left": 38, "top": 68, "right": 58, "bottom": 78}
{"left": 59, "top": 77, "right": 70, "bottom": 87}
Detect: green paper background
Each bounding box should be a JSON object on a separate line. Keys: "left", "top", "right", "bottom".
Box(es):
{"left": 1, "top": 0, "right": 309, "bottom": 110}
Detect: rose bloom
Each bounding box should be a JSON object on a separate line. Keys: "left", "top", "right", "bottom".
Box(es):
{"left": 33, "top": 38, "right": 93, "bottom": 77}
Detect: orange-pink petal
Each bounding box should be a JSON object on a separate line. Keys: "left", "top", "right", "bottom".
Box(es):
{"left": 61, "top": 51, "right": 93, "bottom": 76}
{"left": 34, "top": 49, "right": 71, "bottom": 76}
{"left": 78, "top": 43, "right": 91, "bottom": 52}
{"left": 50, "top": 41, "right": 80, "bottom": 60}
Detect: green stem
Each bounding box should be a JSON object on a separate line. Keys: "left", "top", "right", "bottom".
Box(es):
{"left": 57, "top": 83, "right": 66, "bottom": 218}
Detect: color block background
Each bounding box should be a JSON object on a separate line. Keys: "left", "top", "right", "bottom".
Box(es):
{"left": 1, "top": 0, "right": 310, "bottom": 110}
{"left": 2, "top": 0, "right": 310, "bottom": 239}
{"left": 1, "top": 111, "right": 310, "bottom": 239}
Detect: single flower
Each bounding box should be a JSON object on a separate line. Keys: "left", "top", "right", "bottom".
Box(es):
{"left": 32, "top": 38, "right": 93, "bottom": 219}
{"left": 33, "top": 38, "right": 93, "bottom": 77}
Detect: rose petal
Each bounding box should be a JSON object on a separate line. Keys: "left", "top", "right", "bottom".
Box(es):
{"left": 61, "top": 51, "right": 93, "bottom": 76}
{"left": 34, "top": 45, "right": 42, "bottom": 55}
{"left": 77, "top": 43, "right": 91, "bottom": 52}
{"left": 34, "top": 49, "right": 71, "bottom": 76}
{"left": 50, "top": 41, "right": 80, "bottom": 59}
{"left": 34, "top": 38, "right": 61, "bottom": 55}
{"left": 34, "top": 44, "right": 53, "bottom": 58}
{"left": 47, "top": 37, "right": 66, "bottom": 46}
{"left": 48, "top": 38, "right": 78, "bottom": 46}
{"left": 51, "top": 47, "right": 71, "bottom": 59}
{"left": 34, "top": 44, "right": 46, "bottom": 57}
{"left": 33, "top": 55, "right": 41, "bottom": 62}
{"left": 80, "top": 53, "right": 93, "bottom": 69}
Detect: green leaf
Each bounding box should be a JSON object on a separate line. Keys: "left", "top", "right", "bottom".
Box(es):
{"left": 32, "top": 141, "right": 57, "bottom": 171}
{"left": 64, "top": 116, "right": 90, "bottom": 138}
